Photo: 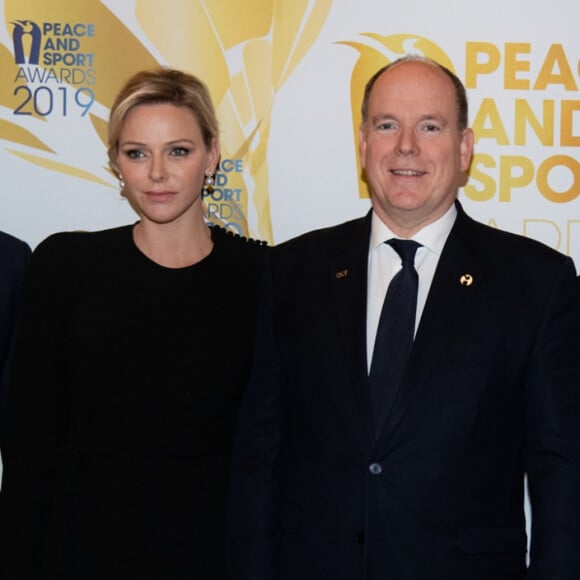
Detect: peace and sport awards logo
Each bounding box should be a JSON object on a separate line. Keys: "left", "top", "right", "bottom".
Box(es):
{"left": 11, "top": 19, "right": 96, "bottom": 118}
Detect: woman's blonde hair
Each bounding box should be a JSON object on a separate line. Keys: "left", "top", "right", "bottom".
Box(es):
{"left": 107, "top": 68, "right": 219, "bottom": 178}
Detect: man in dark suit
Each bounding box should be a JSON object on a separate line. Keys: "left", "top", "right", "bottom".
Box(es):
{"left": 229, "top": 56, "right": 580, "bottom": 580}
{"left": 0, "top": 230, "right": 30, "bottom": 441}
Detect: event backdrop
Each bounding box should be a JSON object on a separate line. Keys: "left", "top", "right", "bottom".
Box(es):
{"left": 0, "top": 0, "right": 579, "bottom": 268}
{"left": 1, "top": 0, "right": 579, "bottom": 550}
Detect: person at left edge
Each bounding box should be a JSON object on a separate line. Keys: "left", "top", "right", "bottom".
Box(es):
{"left": 0, "top": 68, "right": 267, "bottom": 580}
{"left": 0, "top": 230, "right": 30, "bottom": 444}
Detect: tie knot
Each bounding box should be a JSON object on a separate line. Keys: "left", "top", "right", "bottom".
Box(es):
{"left": 387, "top": 238, "right": 421, "bottom": 264}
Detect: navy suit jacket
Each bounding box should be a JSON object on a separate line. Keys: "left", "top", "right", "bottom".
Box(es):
{"left": 0, "top": 231, "right": 31, "bottom": 441}
{"left": 229, "top": 202, "right": 580, "bottom": 580}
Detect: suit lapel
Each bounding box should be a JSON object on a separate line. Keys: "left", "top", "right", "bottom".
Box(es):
{"left": 328, "top": 211, "right": 376, "bottom": 443}
{"left": 379, "top": 204, "right": 488, "bottom": 443}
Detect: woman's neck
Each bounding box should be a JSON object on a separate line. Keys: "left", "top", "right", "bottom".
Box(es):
{"left": 132, "top": 217, "right": 213, "bottom": 269}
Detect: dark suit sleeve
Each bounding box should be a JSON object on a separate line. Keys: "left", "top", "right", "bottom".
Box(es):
{"left": 525, "top": 258, "right": 580, "bottom": 579}
{"left": 0, "top": 236, "right": 31, "bottom": 435}
{"left": 228, "top": 254, "right": 284, "bottom": 580}
{"left": 0, "top": 236, "right": 69, "bottom": 578}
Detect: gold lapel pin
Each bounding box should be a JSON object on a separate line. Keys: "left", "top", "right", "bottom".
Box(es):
{"left": 335, "top": 269, "right": 348, "bottom": 279}
{"left": 460, "top": 274, "right": 474, "bottom": 286}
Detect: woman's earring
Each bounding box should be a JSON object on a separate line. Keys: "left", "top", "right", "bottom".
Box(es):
{"left": 203, "top": 173, "right": 215, "bottom": 195}
{"left": 119, "top": 176, "right": 125, "bottom": 191}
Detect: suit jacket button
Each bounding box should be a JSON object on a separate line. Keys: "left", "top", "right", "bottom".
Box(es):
{"left": 369, "top": 462, "right": 382, "bottom": 475}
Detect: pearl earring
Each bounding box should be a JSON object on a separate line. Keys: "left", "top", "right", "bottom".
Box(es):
{"left": 203, "top": 173, "right": 214, "bottom": 195}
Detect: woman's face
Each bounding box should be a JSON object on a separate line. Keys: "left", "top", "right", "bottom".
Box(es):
{"left": 117, "top": 102, "right": 219, "bottom": 228}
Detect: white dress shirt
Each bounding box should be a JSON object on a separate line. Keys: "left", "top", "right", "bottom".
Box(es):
{"left": 366, "top": 204, "right": 457, "bottom": 372}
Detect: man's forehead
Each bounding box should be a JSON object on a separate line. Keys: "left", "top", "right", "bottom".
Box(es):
{"left": 368, "top": 65, "right": 458, "bottom": 111}
{"left": 373, "top": 61, "right": 453, "bottom": 93}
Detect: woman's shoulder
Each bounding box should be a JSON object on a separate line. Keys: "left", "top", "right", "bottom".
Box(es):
{"left": 35, "top": 225, "right": 132, "bottom": 257}
{"left": 29, "top": 227, "right": 133, "bottom": 281}
{"left": 210, "top": 223, "right": 268, "bottom": 254}
{"left": 208, "top": 224, "right": 269, "bottom": 284}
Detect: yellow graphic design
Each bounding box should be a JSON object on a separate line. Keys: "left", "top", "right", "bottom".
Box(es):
{"left": 463, "top": 42, "right": 580, "bottom": 206}
{"left": 0, "top": 118, "right": 54, "bottom": 153}
{"left": 8, "top": 148, "right": 112, "bottom": 187}
{"left": 338, "top": 34, "right": 453, "bottom": 198}
{"left": 1, "top": 0, "right": 333, "bottom": 241}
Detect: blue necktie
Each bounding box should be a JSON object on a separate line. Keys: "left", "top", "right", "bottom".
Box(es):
{"left": 369, "top": 239, "right": 421, "bottom": 437}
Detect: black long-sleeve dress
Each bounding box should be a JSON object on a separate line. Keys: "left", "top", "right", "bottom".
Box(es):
{"left": 0, "top": 224, "right": 266, "bottom": 580}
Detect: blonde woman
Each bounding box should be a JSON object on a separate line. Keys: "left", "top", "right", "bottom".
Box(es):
{"left": 0, "top": 69, "right": 267, "bottom": 580}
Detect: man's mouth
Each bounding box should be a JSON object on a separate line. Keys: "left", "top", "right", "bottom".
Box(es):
{"left": 390, "top": 169, "right": 425, "bottom": 177}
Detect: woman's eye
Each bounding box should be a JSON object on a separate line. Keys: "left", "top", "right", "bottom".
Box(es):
{"left": 170, "top": 147, "right": 190, "bottom": 156}
{"left": 124, "top": 149, "right": 145, "bottom": 159}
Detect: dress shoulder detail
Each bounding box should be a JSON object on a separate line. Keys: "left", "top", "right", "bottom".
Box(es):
{"left": 209, "top": 223, "right": 268, "bottom": 246}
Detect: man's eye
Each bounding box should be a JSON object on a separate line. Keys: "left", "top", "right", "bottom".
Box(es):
{"left": 377, "top": 122, "right": 396, "bottom": 131}
{"left": 423, "top": 124, "right": 441, "bottom": 132}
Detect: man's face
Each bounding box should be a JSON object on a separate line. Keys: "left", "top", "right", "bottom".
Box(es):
{"left": 359, "top": 60, "right": 473, "bottom": 235}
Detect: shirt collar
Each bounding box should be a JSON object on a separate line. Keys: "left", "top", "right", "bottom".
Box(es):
{"left": 369, "top": 203, "right": 457, "bottom": 256}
